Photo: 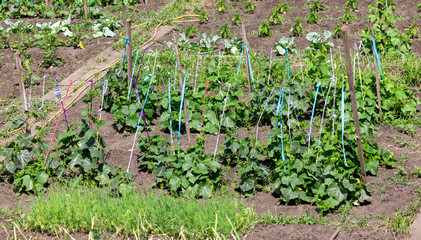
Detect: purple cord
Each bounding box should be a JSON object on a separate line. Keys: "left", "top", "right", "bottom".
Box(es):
{"left": 140, "top": 112, "right": 151, "bottom": 145}
{"left": 56, "top": 76, "right": 70, "bottom": 130}
{"left": 89, "top": 79, "right": 94, "bottom": 129}
{"left": 134, "top": 47, "right": 148, "bottom": 85}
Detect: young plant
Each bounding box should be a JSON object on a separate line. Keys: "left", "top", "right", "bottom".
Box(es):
{"left": 258, "top": 21, "right": 272, "bottom": 37}
{"left": 306, "top": 11, "right": 320, "bottom": 24}
{"left": 244, "top": 0, "right": 256, "bottom": 14}
{"left": 405, "top": 24, "right": 420, "bottom": 39}
{"left": 215, "top": 0, "right": 229, "bottom": 14}
{"left": 308, "top": 0, "right": 326, "bottom": 12}
{"left": 199, "top": 33, "right": 221, "bottom": 51}
{"left": 269, "top": 8, "right": 284, "bottom": 25}
{"left": 306, "top": 30, "right": 334, "bottom": 50}
{"left": 219, "top": 25, "right": 232, "bottom": 38}
{"left": 185, "top": 24, "right": 198, "bottom": 38}
{"left": 224, "top": 37, "right": 243, "bottom": 55}
{"left": 231, "top": 13, "right": 242, "bottom": 26}
{"left": 345, "top": 0, "right": 358, "bottom": 11}
{"left": 199, "top": 9, "right": 209, "bottom": 23}
{"left": 340, "top": 9, "right": 357, "bottom": 24}
{"left": 290, "top": 17, "right": 303, "bottom": 37}
{"left": 277, "top": 2, "right": 290, "bottom": 14}
{"left": 333, "top": 24, "right": 342, "bottom": 39}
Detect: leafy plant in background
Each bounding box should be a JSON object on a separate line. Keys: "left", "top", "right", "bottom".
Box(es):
{"left": 199, "top": 9, "right": 209, "bottom": 23}
{"left": 333, "top": 24, "right": 342, "bottom": 39}
{"left": 185, "top": 24, "right": 198, "bottom": 38}
{"left": 274, "top": 37, "right": 297, "bottom": 56}
{"left": 219, "top": 25, "right": 232, "bottom": 38}
{"left": 66, "top": 23, "right": 90, "bottom": 49}
{"left": 277, "top": 2, "right": 290, "bottom": 14}
{"left": 92, "top": 17, "right": 121, "bottom": 38}
{"left": 290, "top": 17, "right": 303, "bottom": 37}
{"left": 199, "top": 33, "right": 221, "bottom": 51}
{"left": 268, "top": 8, "right": 284, "bottom": 25}
{"left": 345, "top": 0, "right": 359, "bottom": 11}
{"left": 361, "top": 0, "right": 411, "bottom": 56}
{"left": 244, "top": 0, "right": 256, "bottom": 14}
{"left": 224, "top": 37, "right": 243, "bottom": 55}
{"left": 231, "top": 13, "right": 242, "bottom": 26}
{"left": 35, "top": 32, "right": 66, "bottom": 67}
{"left": 308, "top": 0, "right": 326, "bottom": 12}
{"left": 306, "top": 30, "right": 334, "bottom": 50}
{"left": 306, "top": 10, "right": 320, "bottom": 24}
{"left": 405, "top": 24, "right": 420, "bottom": 39}
{"left": 340, "top": 9, "right": 357, "bottom": 24}
{"left": 258, "top": 21, "right": 272, "bottom": 37}
{"left": 215, "top": 0, "right": 229, "bottom": 14}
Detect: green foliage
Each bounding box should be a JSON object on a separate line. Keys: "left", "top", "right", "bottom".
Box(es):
{"left": 185, "top": 24, "right": 198, "bottom": 38}
{"left": 224, "top": 37, "right": 243, "bottom": 55}
{"left": 274, "top": 37, "right": 297, "bottom": 56}
{"left": 306, "top": 11, "right": 320, "bottom": 24}
{"left": 268, "top": 8, "right": 284, "bottom": 25}
{"left": 340, "top": 9, "right": 357, "bottom": 24}
{"left": 34, "top": 31, "right": 66, "bottom": 67}
{"left": 138, "top": 134, "right": 224, "bottom": 198}
{"left": 405, "top": 24, "right": 420, "bottom": 39}
{"left": 215, "top": 0, "right": 229, "bottom": 14}
{"left": 308, "top": 0, "right": 326, "bottom": 12}
{"left": 345, "top": 0, "right": 359, "bottom": 11}
{"left": 26, "top": 185, "right": 255, "bottom": 238}
{"left": 199, "top": 9, "right": 209, "bottom": 23}
{"left": 258, "top": 21, "right": 272, "bottom": 37}
{"left": 219, "top": 25, "right": 232, "bottom": 38}
{"left": 290, "top": 17, "right": 304, "bottom": 37}
{"left": 361, "top": 0, "right": 411, "bottom": 56}
{"left": 277, "top": 3, "right": 290, "bottom": 14}
{"left": 333, "top": 24, "right": 342, "bottom": 39}
{"left": 231, "top": 13, "right": 242, "bottom": 26}
{"left": 66, "top": 23, "right": 90, "bottom": 49}
{"left": 306, "top": 30, "right": 334, "bottom": 50}
{"left": 244, "top": 0, "right": 256, "bottom": 14}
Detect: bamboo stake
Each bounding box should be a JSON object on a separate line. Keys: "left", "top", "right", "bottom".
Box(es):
{"left": 126, "top": 18, "right": 132, "bottom": 85}
{"left": 369, "top": 24, "right": 383, "bottom": 122}
{"left": 83, "top": 0, "right": 88, "bottom": 20}
{"left": 342, "top": 25, "right": 366, "bottom": 183}
{"left": 241, "top": 23, "right": 252, "bottom": 93}
{"left": 15, "top": 51, "right": 27, "bottom": 111}
{"left": 174, "top": 37, "right": 191, "bottom": 146}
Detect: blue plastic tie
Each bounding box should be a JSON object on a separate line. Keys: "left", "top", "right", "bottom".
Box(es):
{"left": 120, "top": 34, "right": 131, "bottom": 73}
{"left": 168, "top": 72, "right": 174, "bottom": 146}
{"left": 277, "top": 88, "right": 286, "bottom": 171}
{"left": 244, "top": 45, "right": 256, "bottom": 90}
{"left": 341, "top": 88, "right": 348, "bottom": 166}
{"left": 136, "top": 74, "right": 154, "bottom": 127}
{"left": 128, "top": 46, "right": 141, "bottom": 99}
{"left": 31, "top": 0, "right": 33, "bottom": 6}
{"left": 308, "top": 82, "right": 321, "bottom": 137}
{"left": 287, "top": 49, "right": 290, "bottom": 79}
{"left": 177, "top": 71, "right": 187, "bottom": 145}
{"left": 371, "top": 35, "right": 383, "bottom": 80}
{"left": 235, "top": 45, "right": 244, "bottom": 87}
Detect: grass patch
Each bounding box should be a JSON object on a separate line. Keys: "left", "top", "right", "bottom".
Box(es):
{"left": 25, "top": 184, "right": 256, "bottom": 238}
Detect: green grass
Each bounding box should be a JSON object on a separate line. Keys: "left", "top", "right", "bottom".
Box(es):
{"left": 25, "top": 184, "right": 256, "bottom": 239}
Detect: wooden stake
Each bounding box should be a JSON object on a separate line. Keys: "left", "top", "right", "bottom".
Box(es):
{"left": 126, "top": 18, "right": 132, "bottom": 86}
{"left": 173, "top": 37, "right": 192, "bottom": 146}
{"left": 15, "top": 51, "right": 27, "bottom": 111}
{"left": 369, "top": 24, "right": 383, "bottom": 122}
{"left": 83, "top": 0, "right": 88, "bottom": 20}
{"left": 45, "top": 0, "right": 50, "bottom": 8}
{"left": 342, "top": 25, "right": 366, "bottom": 183}
{"left": 241, "top": 23, "right": 252, "bottom": 93}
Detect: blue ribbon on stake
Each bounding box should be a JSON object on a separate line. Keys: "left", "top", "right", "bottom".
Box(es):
{"left": 371, "top": 35, "right": 383, "bottom": 80}
{"left": 286, "top": 49, "right": 290, "bottom": 79}
{"left": 235, "top": 45, "right": 244, "bottom": 87}
{"left": 119, "top": 35, "right": 131, "bottom": 74}
{"left": 276, "top": 88, "right": 286, "bottom": 170}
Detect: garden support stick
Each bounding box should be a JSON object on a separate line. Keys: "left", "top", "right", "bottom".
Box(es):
{"left": 341, "top": 88, "right": 347, "bottom": 166}
{"left": 141, "top": 113, "right": 151, "bottom": 145}
{"left": 235, "top": 46, "right": 244, "bottom": 87}
{"left": 200, "top": 80, "right": 210, "bottom": 135}
{"left": 130, "top": 45, "right": 140, "bottom": 79}
{"left": 15, "top": 51, "right": 27, "bottom": 111}
{"left": 342, "top": 25, "right": 366, "bottom": 182}
{"left": 298, "top": 49, "right": 304, "bottom": 80}
{"left": 168, "top": 72, "right": 174, "bottom": 147}
{"left": 307, "top": 82, "right": 321, "bottom": 154}
{"left": 129, "top": 47, "right": 147, "bottom": 99}
{"left": 213, "top": 84, "right": 231, "bottom": 161}
{"left": 193, "top": 53, "right": 200, "bottom": 92}
{"left": 287, "top": 49, "right": 290, "bottom": 78}
{"left": 241, "top": 23, "right": 252, "bottom": 93}
{"left": 83, "top": 0, "right": 87, "bottom": 20}
{"left": 25, "top": 77, "right": 33, "bottom": 134}
{"left": 267, "top": 48, "right": 273, "bottom": 85}
{"left": 256, "top": 88, "right": 274, "bottom": 145}
{"left": 369, "top": 25, "right": 383, "bottom": 122}
{"left": 97, "top": 80, "right": 108, "bottom": 140}
{"left": 89, "top": 79, "right": 93, "bottom": 129}
{"left": 39, "top": 75, "right": 46, "bottom": 126}
{"left": 174, "top": 37, "right": 191, "bottom": 146}
{"left": 126, "top": 18, "right": 132, "bottom": 86}
{"left": 44, "top": 80, "right": 72, "bottom": 166}
{"left": 177, "top": 72, "right": 188, "bottom": 146}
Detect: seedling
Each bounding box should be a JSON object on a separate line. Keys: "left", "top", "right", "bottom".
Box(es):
{"left": 219, "top": 25, "right": 232, "bottom": 38}
{"left": 290, "top": 17, "right": 303, "bottom": 37}
{"left": 244, "top": 0, "right": 256, "bottom": 14}
{"left": 258, "top": 21, "right": 272, "bottom": 37}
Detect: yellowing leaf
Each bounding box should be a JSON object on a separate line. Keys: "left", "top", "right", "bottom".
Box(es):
{"left": 78, "top": 41, "right": 86, "bottom": 49}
